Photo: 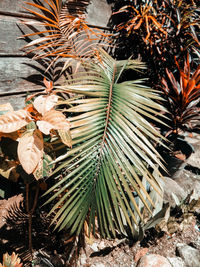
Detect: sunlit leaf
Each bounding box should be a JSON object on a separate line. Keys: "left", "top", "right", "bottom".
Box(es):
{"left": 21, "top": 0, "right": 110, "bottom": 69}
{"left": 33, "top": 95, "right": 58, "bottom": 115}
{"left": 162, "top": 54, "right": 200, "bottom": 131}
{"left": 43, "top": 77, "right": 53, "bottom": 93}
{"left": 36, "top": 110, "right": 70, "bottom": 135}
{"left": 0, "top": 252, "right": 22, "bottom": 267}
{"left": 0, "top": 103, "right": 14, "bottom": 115}
{"left": 17, "top": 129, "right": 43, "bottom": 174}
{"left": 0, "top": 110, "right": 32, "bottom": 133}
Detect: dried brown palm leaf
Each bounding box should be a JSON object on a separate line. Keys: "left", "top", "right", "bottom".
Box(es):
{"left": 21, "top": 0, "right": 110, "bottom": 69}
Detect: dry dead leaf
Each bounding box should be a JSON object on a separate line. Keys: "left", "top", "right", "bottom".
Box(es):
{"left": 0, "top": 110, "right": 32, "bottom": 133}
{"left": 33, "top": 95, "right": 58, "bottom": 115}
{"left": 36, "top": 110, "right": 70, "bottom": 135}
{"left": 17, "top": 129, "right": 43, "bottom": 174}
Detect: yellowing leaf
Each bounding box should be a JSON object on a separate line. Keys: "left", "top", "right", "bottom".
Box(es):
{"left": 33, "top": 152, "right": 54, "bottom": 180}
{"left": 33, "top": 95, "right": 58, "bottom": 115}
{"left": 17, "top": 129, "right": 43, "bottom": 174}
{"left": 0, "top": 110, "right": 32, "bottom": 133}
{"left": 58, "top": 129, "right": 72, "bottom": 148}
{"left": 36, "top": 110, "right": 70, "bottom": 135}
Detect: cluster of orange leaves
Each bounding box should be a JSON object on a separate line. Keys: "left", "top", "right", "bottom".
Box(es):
{"left": 113, "top": 3, "right": 168, "bottom": 44}
{"left": 0, "top": 78, "right": 71, "bottom": 179}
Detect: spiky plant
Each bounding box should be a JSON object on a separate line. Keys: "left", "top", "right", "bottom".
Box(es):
{"left": 43, "top": 49, "right": 166, "bottom": 238}
{"left": 22, "top": 0, "right": 110, "bottom": 66}
{"left": 112, "top": 1, "right": 168, "bottom": 45}
{"left": 110, "top": 0, "right": 200, "bottom": 80}
{"left": 162, "top": 54, "right": 200, "bottom": 133}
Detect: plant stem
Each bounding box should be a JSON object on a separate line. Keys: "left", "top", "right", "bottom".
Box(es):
{"left": 25, "top": 182, "right": 40, "bottom": 257}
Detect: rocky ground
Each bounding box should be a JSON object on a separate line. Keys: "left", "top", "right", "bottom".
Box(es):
{"left": 0, "top": 135, "right": 200, "bottom": 266}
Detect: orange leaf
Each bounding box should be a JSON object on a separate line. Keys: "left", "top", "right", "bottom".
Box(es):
{"left": 33, "top": 95, "right": 58, "bottom": 115}
{"left": 175, "top": 153, "right": 186, "bottom": 161}
{"left": 17, "top": 129, "right": 43, "bottom": 174}
{"left": 43, "top": 77, "right": 53, "bottom": 92}
{"left": 0, "top": 110, "right": 32, "bottom": 133}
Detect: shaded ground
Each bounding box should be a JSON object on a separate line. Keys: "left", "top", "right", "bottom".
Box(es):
{"left": 0, "top": 194, "right": 200, "bottom": 266}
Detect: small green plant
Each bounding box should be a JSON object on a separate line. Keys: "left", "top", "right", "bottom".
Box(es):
{"left": 0, "top": 252, "right": 22, "bottom": 267}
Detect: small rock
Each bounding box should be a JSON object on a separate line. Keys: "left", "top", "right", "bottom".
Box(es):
{"left": 167, "top": 257, "right": 186, "bottom": 267}
{"left": 173, "top": 170, "right": 200, "bottom": 198}
{"left": 184, "top": 140, "right": 200, "bottom": 169}
{"left": 80, "top": 254, "right": 87, "bottom": 266}
{"left": 91, "top": 242, "right": 99, "bottom": 252}
{"left": 176, "top": 243, "right": 200, "bottom": 267}
{"left": 98, "top": 241, "right": 105, "bottom": 250}
{"left": 191, "top": 236, "right": 200, "bottom": 250}
{"left": 136, "top": 254, "right": 172, "bottom": 267}
{"left": 163, "top": 177, "right": 187, "bottom": 207}
{"left": 90, "top": 263, "right": 106, "bottom": 267}
{"left": 134, "top": 248, "right": 149, "bottom": 263}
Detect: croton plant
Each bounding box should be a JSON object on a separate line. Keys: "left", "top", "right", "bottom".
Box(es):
{"left": 0, "top": 78, "right": 71, "bottom": 181}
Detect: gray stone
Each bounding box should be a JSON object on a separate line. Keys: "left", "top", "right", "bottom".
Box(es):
{"left": 136, "top": 254, "right": 172, "bottom": 267}
{"left": 184, "top": 137, "right": 200, "bottom": 169}
{"left": 90, "top": 263, "right": 106, "bottom": 267}
{"left": 172, "top": 169, "right": 200, "bottom": 197}
{"left": 191, "top": 236, "right": 200, "bottom": 250}
{"left": 91, "top": 242, "right": 99, "bottom": 252}
{"left": 176, "top": 243, "right": 200, "bottom": 267}
{"left": 167, "top": 257, "right": 186, "bottom": 267}
{"left": 163, "top": 177, "right": 187, "bottom": 207}
{"left": 79, "top": 254, "right": 87, "bottom": 266}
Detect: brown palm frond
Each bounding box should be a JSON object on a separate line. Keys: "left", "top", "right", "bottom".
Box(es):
{"left": 21, "top": 0, "right": 110, "bottom": 68}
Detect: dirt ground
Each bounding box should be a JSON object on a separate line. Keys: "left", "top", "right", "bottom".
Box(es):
{"left": 0, "top": 193, "right": 200, "bottom": 266}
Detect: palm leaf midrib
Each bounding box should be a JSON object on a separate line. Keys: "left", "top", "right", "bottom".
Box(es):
{"left": 93, "top": 63, "right": 117, "bottom": 178}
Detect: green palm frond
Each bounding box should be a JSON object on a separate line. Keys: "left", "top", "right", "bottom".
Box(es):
{"left": 44, "top": 49, "right": 166, "bottom": 237}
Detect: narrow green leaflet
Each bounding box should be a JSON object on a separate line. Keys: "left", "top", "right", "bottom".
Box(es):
{"left": 46, "top": 49, "right": 166, "bottom": 237}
